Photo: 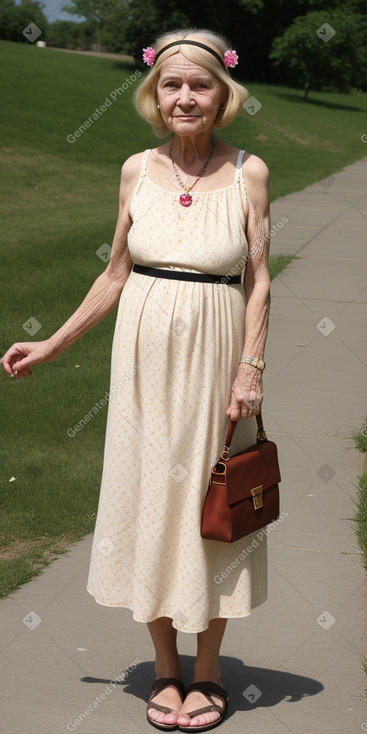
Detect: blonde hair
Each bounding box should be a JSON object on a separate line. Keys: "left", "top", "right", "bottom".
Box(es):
{"left": 133, "top": 28, "right": 249, "bottom": 137}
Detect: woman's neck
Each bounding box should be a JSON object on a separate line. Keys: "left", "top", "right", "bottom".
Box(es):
{"left": 169, "top": 133, "right": 216, "bottom": 167}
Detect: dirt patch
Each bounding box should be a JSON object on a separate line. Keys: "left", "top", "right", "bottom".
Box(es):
{"left": 0, "top": 536, "right": 73, "bottom": 561}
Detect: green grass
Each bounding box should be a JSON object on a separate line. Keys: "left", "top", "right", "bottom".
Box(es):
{"left": 352, "top": 422, "right": 367, "bottom": 454}
{"left": 268, "top": 254, "right": 297, "bottom": 281}
{"left": 1, "top": 39, "right": 367, "bottom": 597}
{"left": 2, "top": 41, "right": 367, "bottom": 197}
{"left": 352, "top": 418, "right": 367, "bottom": 570}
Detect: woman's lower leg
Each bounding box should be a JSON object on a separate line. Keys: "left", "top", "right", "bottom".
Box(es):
{"left": 146, "top": 617, "right": 183, "bottom": 726}
{"left": 147, "top": 616, "right": 181, "bottom": 679}
{"left": 177, "top": 618, "right": 228, "bottom": 727}
{"left": 193, "top": 617, "right": 228, "bottom": 682}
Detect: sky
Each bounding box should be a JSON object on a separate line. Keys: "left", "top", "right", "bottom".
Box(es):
{"left": 26, "top": 1, "right": 85, "bottom": 23}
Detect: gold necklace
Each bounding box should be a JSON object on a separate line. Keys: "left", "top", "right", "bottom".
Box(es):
{"left": 169, "top": 140, "right": 215, "bottom": 207}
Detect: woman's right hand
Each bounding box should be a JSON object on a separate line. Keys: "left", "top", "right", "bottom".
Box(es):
{"left": 1, "top": 339, "right": 60, "bottom": 379}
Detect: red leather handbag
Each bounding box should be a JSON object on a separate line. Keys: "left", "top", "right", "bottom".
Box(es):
{"left": 201, "top": 413, "right": 281, "bottom": 543}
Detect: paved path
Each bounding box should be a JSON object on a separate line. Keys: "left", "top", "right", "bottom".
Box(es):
{"left": 1, "top": 159, "right": 366, "bottom": 733}
{"left": 46, "top": 47, "right": 135, "bottom": 63}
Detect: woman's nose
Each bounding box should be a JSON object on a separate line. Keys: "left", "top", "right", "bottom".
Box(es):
{"left": 177, "top": 84, "right": 194, "bottom": 106}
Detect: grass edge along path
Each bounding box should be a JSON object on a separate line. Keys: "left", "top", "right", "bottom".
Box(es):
{"left": 351, "top": 417, "right": 367, "bottom": 571}
{"left": 0, "top": 256, "right": 296, "bottom": 598}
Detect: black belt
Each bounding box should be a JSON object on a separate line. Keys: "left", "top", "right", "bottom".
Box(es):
{"left": 132, "top": 264, "right": 241, "bottom": 285}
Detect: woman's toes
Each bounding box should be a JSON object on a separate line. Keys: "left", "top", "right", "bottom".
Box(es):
{"left": 162, "top": 713, "right": 178, "bottom": 725}
{"left": 148, "top": 707, "right": 178, "bottom": 725}
{"left": 178, "top": 691, "right": 223, "bottom": 727}
{"left": 147, "top": 707, "right": 161, "bottom": 722}
{"left": 190, "top": 711, "right": 220, "bottom": 726}
{"left": 177, "top": 712, "right": 190, "bottom": 725}
{"left": 177, "top": 710, "right": 220, "bottom": 726}
{"left": 147, "top": 684, "right": 182, "bottom": 725}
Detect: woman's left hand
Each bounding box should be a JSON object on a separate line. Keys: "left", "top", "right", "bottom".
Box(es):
{"left": 225, "top": 364, "right": 263, "bottom": 421}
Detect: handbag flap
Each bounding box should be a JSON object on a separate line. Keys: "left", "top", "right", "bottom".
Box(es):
{"left": 223, "top": 440, "right": 281, "bottom": 507}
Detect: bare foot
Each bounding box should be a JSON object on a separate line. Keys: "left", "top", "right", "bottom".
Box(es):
{"left": 177, "top": 682, "right": 226, "bottom": 728}
{"left": 147, "top": 683, "right": 183, "bottom": 727}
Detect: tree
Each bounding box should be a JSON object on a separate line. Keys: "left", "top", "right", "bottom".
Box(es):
{"left": 101, "top": 0, "right": 367, "bottom": 82}
{"left": 62, "top": 0, "right": 122, "bottom": 51}
{"left": 0, "top": 0, "right": 48, "bottom": 43}
{"left": 46, "top": 20, "right": 95, "bottom": 50}
{"left": 100, "top": 4, "right": 129, "bottom": 54}
{"left": 109, "top": 0, "right": 190, "bottom": 60}
{"left": 270, "top": 9, "right": 367, "bottom": 98}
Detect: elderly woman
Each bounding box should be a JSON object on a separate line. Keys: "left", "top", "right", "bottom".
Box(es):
{"left": 2, "top": 28, "right": 271, "bottom": 733}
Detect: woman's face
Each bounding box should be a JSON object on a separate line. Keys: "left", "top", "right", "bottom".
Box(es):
{"left": 156, "top": 53, "right": 227, "bottom": 136}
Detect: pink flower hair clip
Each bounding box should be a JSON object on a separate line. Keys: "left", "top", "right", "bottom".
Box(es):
{"left": 224, "top": 49, "right": 239, "bottom": 68}
{"left": 142, "top": 47, "right": 156, "bottom": 66}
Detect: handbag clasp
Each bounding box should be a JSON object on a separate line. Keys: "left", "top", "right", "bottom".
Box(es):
{"left": 251, "top": 484, "right": 263, "bottom": 510}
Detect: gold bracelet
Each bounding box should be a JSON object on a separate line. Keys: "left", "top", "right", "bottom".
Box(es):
{"left": 240, "top": 355, "right": 266, "bottom": 371}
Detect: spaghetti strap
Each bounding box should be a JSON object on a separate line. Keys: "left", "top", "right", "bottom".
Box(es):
{"left": 234, "top": 149, "right": 245, "bottom": 181}
{"left": 234, "top": 149, "right": 247, "bottom": 205}
{"left": 140, "top": 148, "right": 151, "bottom": 178}
{"left": 131, "top": 149, "right": 151, "bottom": 199}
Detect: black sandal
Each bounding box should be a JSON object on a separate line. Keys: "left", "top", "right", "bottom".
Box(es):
{"left": 147, "top": 677, "right": 186, "bottom": 731}
{"left": 178, "top": 681, "right": 229, "bottom": 732}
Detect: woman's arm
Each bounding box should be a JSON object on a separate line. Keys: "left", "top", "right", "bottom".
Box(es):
{"left": 1, "top": 153, "right": 143, "bottom": 379}
{"left": 226, "top": 154, "right": 271, "bottom": 421}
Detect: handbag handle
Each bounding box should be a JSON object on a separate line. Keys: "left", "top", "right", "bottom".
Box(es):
{"left": 221, "top": 412, "right": 267, "bottom": 460}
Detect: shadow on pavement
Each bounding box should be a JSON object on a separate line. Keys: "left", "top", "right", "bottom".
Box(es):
{"left": 81, "top": 654, "right": 323, "bottom": 719}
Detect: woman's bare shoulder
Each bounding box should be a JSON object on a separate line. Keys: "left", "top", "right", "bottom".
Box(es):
{"left": 121, "top": 151, "right": 148, "bottom": 180}
{"left": 242, "top": 152, "right": 269, "bottom": 183}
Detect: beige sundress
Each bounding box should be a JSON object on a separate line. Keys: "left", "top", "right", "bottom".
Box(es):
{"left": 86, "top": 148, "right": 268, "bottom": 633}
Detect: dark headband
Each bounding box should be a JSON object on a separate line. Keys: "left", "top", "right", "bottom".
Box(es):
{"left": 154, "top": 40, "right": 227, "bottom": 71}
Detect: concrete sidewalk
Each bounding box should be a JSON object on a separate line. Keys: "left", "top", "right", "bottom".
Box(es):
{"left": 1, "top": 158, "right": 366, "bottom": 734}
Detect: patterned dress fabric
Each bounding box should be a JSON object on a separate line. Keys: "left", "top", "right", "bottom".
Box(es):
{"left": 86, "top": 148, "right": 267, "bottom": 633}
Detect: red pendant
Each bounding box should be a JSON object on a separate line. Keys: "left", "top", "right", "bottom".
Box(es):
{"left": 179, "top": 193, "right": 192, "bottom": 207}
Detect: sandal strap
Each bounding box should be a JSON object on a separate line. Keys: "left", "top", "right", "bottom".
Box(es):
{"left": 183, "top": 702, "right": 224, "bottom": 718}
{"left": 183, "top": 681, "right": 228, "bottom": 719}
{"left": 149, "top": 677, "right": 186, "bottom": 701}
{"left": 147, "top": 700, "right": 176, "bottom": 715}
{"left": 185, "top": 680, "right": 228, "bottom": 704}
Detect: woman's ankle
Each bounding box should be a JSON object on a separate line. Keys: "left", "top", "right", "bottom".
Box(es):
{"left": 192, "top": 661, "right": 221, "bottom": 684}
{"left": 154, "top": 659, "right": 182, "bottom": 680}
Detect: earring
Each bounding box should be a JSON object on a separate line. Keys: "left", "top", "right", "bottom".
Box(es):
{"left": 157, "top": 103, "right": 160, "bottom": 109}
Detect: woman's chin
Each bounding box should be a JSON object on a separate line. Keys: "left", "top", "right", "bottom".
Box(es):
{"left": 169, "top": 119, "right": 210, "bottom": 136}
